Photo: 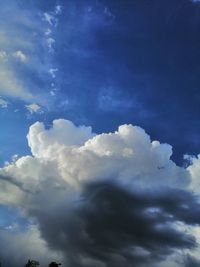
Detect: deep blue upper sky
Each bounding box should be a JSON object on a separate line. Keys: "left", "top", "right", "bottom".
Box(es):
{"left": 1, "top": 0, "right": 200, "bottom": 165}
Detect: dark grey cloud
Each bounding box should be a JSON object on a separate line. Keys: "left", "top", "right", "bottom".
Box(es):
{"left": 184, "top": 255, "right": 200, "bottom": 267}
{"left": 31, "top": 181, "right": 200, "bottom": 267}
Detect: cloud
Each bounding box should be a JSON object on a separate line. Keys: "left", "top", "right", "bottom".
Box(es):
{"left": 1, "top": 119, "right": 200, "bottom": 266}
{"left": 13, "top": 51, "right": 27, "bottom": 63}
{"left": 25, "top": 103, "right": 42, "bottom": 114}
{"left": 41, "top": 182, "right": 200, "bottom": 267}
{"left": 48, "top": 68, "right": 58, "bottom": 79}
{"left": 0, "top": 69, "right": 33, "bottom": 101}
{"left": 0, "top": 97, "right": 9, "bottom": 108}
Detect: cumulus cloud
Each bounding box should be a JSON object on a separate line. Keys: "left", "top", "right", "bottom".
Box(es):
{"left": 0, "top": 1, "right": 42, "bottom": 103}
{"left": 0, "top": 119, "right": 200, "bottom": 266}
{"left": 0, "top": 1, "right": 62, "bottom": 107}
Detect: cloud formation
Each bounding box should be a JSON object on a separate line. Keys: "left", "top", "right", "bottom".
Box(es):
{"left": 25, "top": 103, "right": 42, "bottom": 114}
{"left": 0, "top": 1, "right": 62, "bottom": 109}
{"left": 0, "top": 98, "right": 8, "bottom": 108}
{"left": 0, "top": 119, "right": 200, "bottom": 266}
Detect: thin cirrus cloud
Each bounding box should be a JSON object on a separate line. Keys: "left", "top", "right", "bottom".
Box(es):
{"left": 0, "top": 119, "right": 200, "bottom": 266}
{"left": 0, "top": 1, "right": 37, "bottom": 102}
{"left": 0, "top": 1, "right": 62, "bottom": 108}
{"left": 0, "top": 97, "right": 9, "bottom": 108}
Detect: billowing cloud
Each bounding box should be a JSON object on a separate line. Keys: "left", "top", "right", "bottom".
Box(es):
{"left": 0, "top": 119, "right": 200, "bottom": 266}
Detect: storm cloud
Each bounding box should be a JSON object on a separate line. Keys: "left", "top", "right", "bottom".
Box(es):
{"left": 0, "top": 119, "right": 200, "bottom": 266}
{"left": 33, "top": 181, "right": 200, "bottom": 267}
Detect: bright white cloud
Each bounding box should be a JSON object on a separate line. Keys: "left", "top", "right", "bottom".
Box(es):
{"left": 0, "top": 119, "right": 192, "bottom": 207}
{"left": 0, "top": 1, "right": 61, "bottom": 106}
{"left": 43, "top": 13, "right": 57, "bottom": 26}
{"left": 48, "top": 68, "right": 58, "bottom": 78}
{"left": 0, "top": 2, "right": 41, "bottom": 102}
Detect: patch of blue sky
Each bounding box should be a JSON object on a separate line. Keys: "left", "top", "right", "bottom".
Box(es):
{"left": 0, "top": 205, "right": 29, "bottom": 231}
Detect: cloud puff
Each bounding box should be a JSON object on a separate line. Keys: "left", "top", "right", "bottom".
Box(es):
{"left": 0, "top": 119, "right": 200, "bottom": 266}
{"left": 44, "top": 182, "right": 200, "bottom": 267}
{"left": 13, "top": 51, "right": 27, "bottom": 63}
{"left": 25, "top": 103, "right": 42, "bottom": 114}
{"left": 0, "top": 97, "right": 9, "bottom": 108}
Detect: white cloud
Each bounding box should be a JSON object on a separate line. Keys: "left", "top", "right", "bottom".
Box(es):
{"left": 25, "top": 103, "right": 41, "bottom": 114}
{"left": 0, "top": 1, "right": 62, "bottom": 107}
{"left": 0, "top": 97, "right": 9, "bottom": 108}
{"left": 13, "top": 50, "right": 27, "bottom": 63}
{"left": 45, "top": 28, "right": 52, "bottom": 36}
{"left": 47, "top": 38, "right": 55, "bottom": 53}
{"left": 0, "top": 50, "right": 8, "bottom": 61}
{"left": 48, "top": 68, "right": 58, "bottom": 78}
{"left": 50, "top": 90, "right": 56, "bottom": 96}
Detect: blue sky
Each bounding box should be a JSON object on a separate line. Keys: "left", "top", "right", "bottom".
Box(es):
{"left": 1, "top": 0, "right": 200, "bottom": 165}
{"left": 1, "top": 1, "right": 200, "bottom": 266}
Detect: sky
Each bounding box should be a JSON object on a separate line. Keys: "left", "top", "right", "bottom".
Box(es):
{"left": 1, "top": 0, "right": 200, "bottom": 266}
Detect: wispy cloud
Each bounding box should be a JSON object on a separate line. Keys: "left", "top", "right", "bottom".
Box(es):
{"left": 0, "top": 2, "right": 62, "bottom": 109}
{"left": 0, "top": 97, "right": 9, "bottom": 108}
{"left": 25, "top": 103, "right": 42, "bottom": 114}
{"left": 12, "top": 51, "right": 27, "bottom": 63}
